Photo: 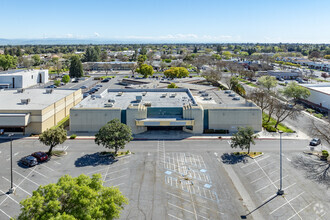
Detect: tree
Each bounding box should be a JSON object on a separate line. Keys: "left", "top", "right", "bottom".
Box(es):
{"left": 164, "top": 67, "right": 189, "bottom": 78}
{"left": 100, "top": 51, "right": 108, "bottom": 62}
{"left": 137, "top": 55, "right": 147, "bottom": 67}
{"left": 281, "top": 81, "right": 311, "bottom": 102}
{"left": 39, "top": 127, "right": 67, "bottom": 156}
{"left": 82, "top": 47, "right": 100, "bottom": 62}
{"left": 32, "top": 54, "right": 41, "bottom": 66}
{"left": 258, "top": 75, "right": 278, "bottom": 91}
{"left": 69, "top": 55, "right": 84, "bottom": 78}
{"left": 54, "top": 80, "right": 61, "bottom": 87}
{"left": 321, "top": 72, "right": 329, "bottom": 80}
{"left": 136, "top": 64, "right": 154, "bottom": 78}
{"left": 102, "top": 63, "right": 111, "bottom": 76}
{"left": 95, "top": 119, "right": 133, "bottom": 155}
{"left": 0, "top": 54, "right": 17, "bottom": 70}
{"left": 22, "top": 57, "right": 32, "bottom": 69}
{"left": 167, "top": 83, "right": 178, "bottom": 88}
{"left": 229, "top": 77, "right": 246, "bottom": 96}
{"left": 230, "top": 127, "right": 258, "bottom": 154}
{"left": 52, "top": 57, "right": 62, "bottom": 75}
{"left": 17, "top": 174, "right": 128, "bottom": 220}
{"left": 249, "top": 89, "right": 273, "bottom": 114}
{"left": 62, "top": 75, "right": 70, "bottom": 84}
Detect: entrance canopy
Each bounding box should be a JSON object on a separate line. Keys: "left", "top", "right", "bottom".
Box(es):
{"left": 0, "top": 113, "right": 30, "bottom": 127}
{"left": 136, "top": 118, "right": 194, "bottom": 126}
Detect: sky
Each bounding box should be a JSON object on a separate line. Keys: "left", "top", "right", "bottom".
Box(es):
{"left": 0, "top": 0, "right": 329, "bottom": 43}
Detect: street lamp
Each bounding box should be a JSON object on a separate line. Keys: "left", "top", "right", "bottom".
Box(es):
{"left": 277, "top": 131, "right": 284, "bottom": 195}
{"left": 8, "top": 133, "right": 15, "bottom": 194}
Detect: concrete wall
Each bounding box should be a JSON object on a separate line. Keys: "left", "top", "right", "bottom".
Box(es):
{"left": 208, "top": 107, "right": 262, "bottom": 132}
{"left": 126, "top": 104, "right": 147, "bottom": 134}
{"left": 0, "top": 70, "right": 49, "bottom": 88}
{"left": 183, "top": 104, "right": 204, "bottom": 134}
{"left": 70, "top": 108, "right": 122, "bottom": 132}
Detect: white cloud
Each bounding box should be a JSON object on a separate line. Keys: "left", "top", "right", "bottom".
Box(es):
{"left": 94, "top": 32, "right": 100, "bottom": 37}
{"left": 66, "top": 33, "right": 73, "bottom": 38}
{"left": 113, "top": 34, "right": 234, "bottom": 42}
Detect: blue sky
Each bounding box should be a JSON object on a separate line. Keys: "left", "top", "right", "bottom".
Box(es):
{"left": 1, "top": 0, "right": 329, "bottom": 43}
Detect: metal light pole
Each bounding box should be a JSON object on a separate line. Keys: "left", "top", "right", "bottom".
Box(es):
{"left": 8, "top": 133, "right": 15, "bottom": 194}
{"left": 277, "top": 131, "right": 284, "bottom": 195}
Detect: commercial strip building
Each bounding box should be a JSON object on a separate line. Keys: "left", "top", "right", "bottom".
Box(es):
{"left": 0, "top": 88, "right": 82, "bottom": 134}
{"left": 300, "top": 84, "right": 330, "bottom": 111}
{"left": 257, "top": 70, "right": 302, "bottom": 80}
{"left": 0, "top": 69, "right": 49, "bottom": 89}
{"left": 83, "top": 62, "right": 137, "bottom": 71}
{"left": 70, "top": 88, "right": 262, "bottom": 134}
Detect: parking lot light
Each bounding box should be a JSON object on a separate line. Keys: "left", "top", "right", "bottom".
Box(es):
{"left": 8, "top": 133, "right": 15, "bottom": 194}
{"left": 277, "top": 131, "right": 284, "bottom": 196}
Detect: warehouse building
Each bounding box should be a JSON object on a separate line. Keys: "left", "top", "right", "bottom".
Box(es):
{"left": 70, "top": 88, "right": 262, "bottom": 134}
{"left": 0, "top": 88, "right": 82, "bottom": 134}
{"left": 300, "top": 84, "right": 330, "bottom": 112}
{"left": 0, "top": 69, "right": 49, "bottom": 89}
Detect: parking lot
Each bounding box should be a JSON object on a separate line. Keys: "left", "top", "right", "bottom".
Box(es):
{"left": 220, "top": 151, "right": 329, "bottom": 220}
{"left": 0, "top": 138, "right": 328, "bottom": 219}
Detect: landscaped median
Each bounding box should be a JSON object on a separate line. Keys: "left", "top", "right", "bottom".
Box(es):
{"left": 262, "top": 112, "right": 294, "bottom": 133}
{"left": 233, "top": 151, "right": 263, "bottom": 159}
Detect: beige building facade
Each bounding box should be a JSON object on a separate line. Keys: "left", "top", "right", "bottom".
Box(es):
{"left": 0, "top": 89, "right": 82, "bottom": 134}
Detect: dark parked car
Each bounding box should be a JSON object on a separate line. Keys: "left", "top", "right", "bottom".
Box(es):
{"left": 20, "top": 156, "right": 38, "bottom": 167}
{"left": 31, "top": 152, "right": 48, "bottom": 162}
{"left": 310, "top": 138, "right": 321, "bottom": 146}
{"left": 101, "top": 78, "right": 110, "bottom": 83}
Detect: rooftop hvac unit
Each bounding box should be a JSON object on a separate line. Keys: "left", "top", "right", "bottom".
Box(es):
{"left": 229, "top": 93, "right": 235, "bottom": 97}
{"left": 198, "top": 90, "right": 206, "bottom": 94}
{"left": 142, "top": 92, "right": 147, "bottom": 96}
{"left": 17, "top": 88, "right": 25, "bottom": 93}
{"left": 21, "top": 98, "right": 30, "bottom": 105}
{"left": 224, "top": 90, "right": 232, "bottom": 94}
{"left": 46, "top": 89, "right": 53, "bottom": 94}
{"left": 104, "top": 103, "right": 113, "bottom": 107}
{"left": 161, "top": 93, "right": 167, "bottom": 97}
{"left": 117, "top": 92, "right": 123, "bottom": 96}
{"left": 201, "top": 93, "right": 209, "bottom": 97}
{"left": 144, "top": 102, "right": 151, "bottom": 107}
{"left": 170, "top": 93, "right": 177, "bottom": 97}
{"left": 108, "top": 99, "right": 115, "bottom": 103}
{"left": 136, "top": 96, "right": 142, "bottom": 102}
{"left": 204, "top": 97, "right": 212, "bottom": 100}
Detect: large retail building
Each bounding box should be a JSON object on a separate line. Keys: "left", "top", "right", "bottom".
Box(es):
{"left": 0, "top": 88, "right": 82, "bottom": 134}
{"left": 0, "top": 69, "right": 49, "bottom": 89}
{"left": 70, "top": 88, "right": 262, "bottom": 134}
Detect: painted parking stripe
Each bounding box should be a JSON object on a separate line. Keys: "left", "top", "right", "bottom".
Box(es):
{"left": 0, "top": 208, "right": 11, "bottom": 219}
{"left": 40, "top": 164, "right": 55, "bottom": 172}
{"left": 2, "top": 177, "right": 32, "bottom": 196}
{"left": 240, "top": 155, "right": 270, "bottom": 169}
{"left": 168, "top": 202, "right": 209, "bottom": 220}
{"left": 104, "top": 174, "right": 127, "bottom": 183}
{"left": 255, "top": 175, "right": 288, "bottom": 193}
{"left": 168, "top": 214, "right": 183, "bottom": 220}
{"left": 245, "top": 162, "right": 274, "bottom": 176}
{"left": 0, "top": 189, "right": 19, "bottom": 205}
{"left": 287, "top": 203, "right": 312, "bottom": 220}
{"left": 13, "top": 170, "right": 39, "bottom": 186}
{"left": 269, "top": 192, "right": 304, "bottom": 214}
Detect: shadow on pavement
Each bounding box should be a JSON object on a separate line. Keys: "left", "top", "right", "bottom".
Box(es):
{"left": 74, "top": 152, "right": 117, "bottom": 167}
{"left": 221, "top": 153, "right": 248, "bottom": 164}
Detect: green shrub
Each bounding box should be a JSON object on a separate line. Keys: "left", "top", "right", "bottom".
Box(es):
{"left": 322, "top": 150, "right": 329, "bottom": 158}
{"left": 306, "top": 108, "right": 315, "bottom": 114}
{"left": 313, "top": 113, "right": 323, "bottom": 119}
{"left": 70, "top": 134, "right": 77, "bottom": 139}
{"left": 264, "top": 125, "right": 277, "bottom": 132}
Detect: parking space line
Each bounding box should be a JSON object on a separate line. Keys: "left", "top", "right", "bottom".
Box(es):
{"left": 255, "top": 175, "right": 288, "bottom": 193}
{"left": 0, "top": 208, "right": 11, "bottom": 219}
{"left": 241, "top": 155, "right": 270, "bottom": 169}
{"left": 269, "top": 192, "right": 304, "bottom": 214}
{"left": 250, "top": 175, "right": 265, "bottom": 184}
{"left": 168, "top": 213, "right": 183, "bottom": 220}
{"left": 254, "top": 159, "right": 278, "bottom": 190}
{"left": 104, "top": 174, "right": 127, "bottom": 183}
{"left": 32, "top": 169, "right": 48, "bottom": 178}
{"left": 283, "top": 182, "right": 296, "bottom": 190}
{"left": 86, "top": 161, "right": 130, "bottom": 175}
{"left": 13, "top": 170, "right": 39, "bottom": 186}
{"left": 0, "top": 189, "right": 19, "bottom": 205}
{"left": 2, "top": 177, "right": 32, "bottom": 196}
{"left": 40, "top": 164, "right": 55, "bottom": 172}
{"left": 245, "top": 162, "right": 274, "bottom": 176}
{"left": 168, "top": 202, "right": 208, "bottom": 220}
{"left": 113, "top": 183, "right": 125, "bottom": 187}
{"left": 287, "top": 203, "right": 312, "bottom": 220}
{"left": 54, "top": 161, "right": 61, "bottom": 165}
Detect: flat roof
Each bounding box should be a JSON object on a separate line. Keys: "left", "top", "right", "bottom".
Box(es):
{"left": 302, "top": 84, "right": 330, "bottom": 95}
{"left": 0, "top": 89, "right": 77, "bottom": 110}
{"left": 0, "top": 69, "right": 46, "bottom": 76}
{"left": 74, "top": 89, "right": 196, "bottom": 109}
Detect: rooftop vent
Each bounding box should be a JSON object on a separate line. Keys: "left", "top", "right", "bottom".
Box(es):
{"left": 17, "top": 88, "right": 25, "bottom": 93}
{"left": 104, "top": 103, "right": 113, "bottom": 107}
{"left": 117, "top": 92, "right": 123, "bottom": 96}
{"left": 224, "top": 90, "right": 232, "bottom": 94}
{"left": 144, "top": 102, "right": 151, "bottom": 107}
{"left": 170, "top": 93, "right": 177, "bottom": 98}
{"left": 161, "top": 93, "right": 167, "bottom": 97}
{"left": 229, "top": 93, "right": 235, "bottom": 97}
{"left": 198, "top": 90, "right": 206, "bottom": 94}
{"left": 142, "top": 92, "right": 147, "bottom": 96}
{"left": 46, "top": 89, "right": 53, "bottom": 94}
{"left": 201, "top": 93, "right": 209, "bottom": 97}
{"left": 21, "top": 98, "right": 30, "bottom": 105}
{"left": 136, "top": 96, "right": 142, "bottom": 102}
{"left": 108, "top": 99, "right": 115, "bottom": 103}
{"left": 204, "top": 97, "right": 212, "bottom": 100}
